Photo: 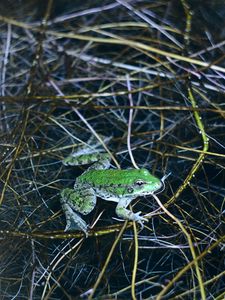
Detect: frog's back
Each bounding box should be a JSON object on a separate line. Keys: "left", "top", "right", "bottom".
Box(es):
{"left": 78, "top": 168, "right": 156, "bottom": 186}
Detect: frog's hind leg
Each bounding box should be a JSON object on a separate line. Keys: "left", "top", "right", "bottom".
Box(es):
{"left": 60, "top": 187, "right": 96, "bottom": 235}
{"left": 63, "top": 152, "right": 96, "bottom": 166}
{"left": 63, "top": 135, "right": 112, "bottom": 166}
{"left": 63, "top": 152, "right": 111, "bottom": 169}
{"left": 84, "top": 153, "right": 111, "bottom": 172}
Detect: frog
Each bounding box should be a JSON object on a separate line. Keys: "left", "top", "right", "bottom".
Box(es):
{"left": 60, "top": 141, "right": 162, "bottom": 235}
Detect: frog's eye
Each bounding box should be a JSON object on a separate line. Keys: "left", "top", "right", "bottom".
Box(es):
{"left": 135, "top": 180, "right": 145, "bottom": 186}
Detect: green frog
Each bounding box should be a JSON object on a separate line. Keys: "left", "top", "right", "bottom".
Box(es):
{"left": 60, "top": 141, "right": 162, "bottom": 235}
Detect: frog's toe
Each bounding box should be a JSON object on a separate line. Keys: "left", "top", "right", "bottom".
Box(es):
{"left": 133, "top": 211, "right": 148, "bottom": 228}
{"left": 134, "top": 211, "right": 148, "bottom": 221}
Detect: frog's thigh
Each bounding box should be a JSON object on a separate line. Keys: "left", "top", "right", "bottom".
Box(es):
{"left": 85, "top": 153, "right": 111, "bottom": 171}
{"left": 61, "top": 185, "right": 96, "bottom": 215}
{"left": 63, "top": 153, "right": 110, "bottom": 168}
{"left": 63, "top": 153, "right": 94, "bottom": 166}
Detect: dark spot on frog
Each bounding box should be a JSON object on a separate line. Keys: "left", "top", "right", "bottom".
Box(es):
{"left": 127, "top": 187, "right": 134, "bottom": 193}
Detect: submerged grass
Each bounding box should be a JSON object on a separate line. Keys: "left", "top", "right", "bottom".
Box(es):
{"left": 0, "top": 1, "right": 224, "bottom": 299}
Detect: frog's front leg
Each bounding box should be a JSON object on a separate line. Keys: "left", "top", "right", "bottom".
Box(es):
{"left": 60, "top": 184, "right": 96, "bottom": 235}
{"left": 115, "top": 198, "right": 147, "bottom": 227}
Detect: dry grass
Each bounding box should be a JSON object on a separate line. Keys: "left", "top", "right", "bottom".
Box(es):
{"left": 0, "top": 1, "right": 224, "bottom": 299}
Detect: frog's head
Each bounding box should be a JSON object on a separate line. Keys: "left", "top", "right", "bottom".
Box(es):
{"left": 128, "top": 168, "right": 162, "bottom": 196}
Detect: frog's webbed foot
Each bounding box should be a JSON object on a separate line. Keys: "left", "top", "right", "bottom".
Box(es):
{"left": 132, "top": 211, "right": 148, "bottom": 229}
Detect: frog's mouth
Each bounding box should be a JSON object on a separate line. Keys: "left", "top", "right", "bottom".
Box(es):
{"left": 140, "top": 181, "right": 163, "bottom": 196}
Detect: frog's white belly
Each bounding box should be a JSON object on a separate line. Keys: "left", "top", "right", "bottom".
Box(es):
{"left": 95, "top": 189, "right": 120, "bottom": 202}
